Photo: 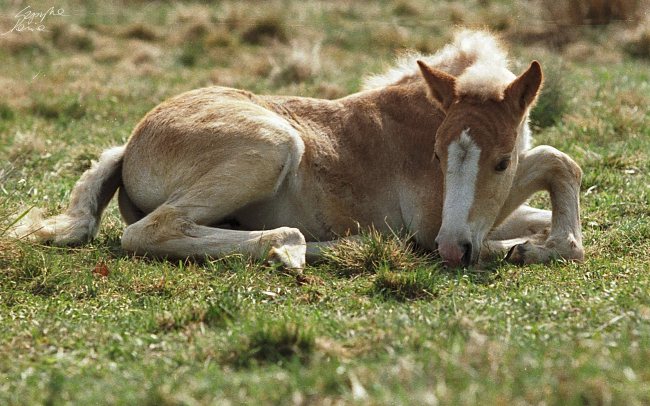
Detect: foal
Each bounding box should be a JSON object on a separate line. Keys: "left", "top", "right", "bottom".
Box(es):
{"left": 12, "top": 30, "right": 584, "bottom": 269}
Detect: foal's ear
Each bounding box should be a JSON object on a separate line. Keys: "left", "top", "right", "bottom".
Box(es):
{"left": 504, "top": 60, "right": 543, "bottom": 114}
{"left": 417, "top": 60, "right": 456, "bottom": 111}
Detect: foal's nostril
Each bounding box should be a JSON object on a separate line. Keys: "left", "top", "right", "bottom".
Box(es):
{"left": 461, "top": 241, "right": 472, "bottom": 267}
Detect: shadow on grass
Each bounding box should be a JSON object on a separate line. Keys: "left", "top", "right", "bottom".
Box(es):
{"left": 224, "top": 318, "right": 315, "bottom": 368}
{"left": 370, "top": 263, "right": 501, "bottom": 302}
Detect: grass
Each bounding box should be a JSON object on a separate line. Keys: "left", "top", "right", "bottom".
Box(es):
{"left": 529, "top": 56, "right": 569, "bottom": 129}
{"left": 1, "top": 0, "right": 649, "bottom": 404}
{"left": 320, "top": 227, "right": 432, "bottom": 276}
{"left": 227, "top": 319, "right": 316, "bottom": 367}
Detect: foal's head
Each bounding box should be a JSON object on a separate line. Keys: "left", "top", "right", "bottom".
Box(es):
{"left": 417, "top": 60, "right": 543, "bottom": 267}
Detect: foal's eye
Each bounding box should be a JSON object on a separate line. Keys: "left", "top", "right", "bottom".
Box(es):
{"left": 495, "top": 158, "right": 511, "bottom": 172}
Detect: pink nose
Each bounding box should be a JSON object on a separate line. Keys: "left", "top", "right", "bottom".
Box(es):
{"left": 437, "top": 240, "right": 473, "bottom": 268}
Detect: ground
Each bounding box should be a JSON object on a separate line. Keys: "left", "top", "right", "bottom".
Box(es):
{"left": 0, "top": 0, "right": 649, "bottom": 404}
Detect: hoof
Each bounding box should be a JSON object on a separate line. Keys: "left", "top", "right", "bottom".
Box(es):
{"left": 268, "top": 244, "right": 306, "bottom": 271}
{"left": 267, "top": 227, "right": 307, "bottom": 271}
{"left": 505, "top": 241, "right": 531, "bottom": 265}
{"left": 505, "top": 238, "right": 585, "bottom": 265}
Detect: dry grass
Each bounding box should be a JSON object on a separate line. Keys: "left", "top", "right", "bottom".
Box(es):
{"left": 50, "top": 23, "right": 95, "bottom": 51}
{"left": 119, "top": 23, "right": 160, "bottom": 42}
{"left": 7, "top": 132, "right": 47, "bottom": 162}
{"left": 392, "top": 0, "right": 422, "bottom": 17}
{"left": 0, "top": 237, "right": 21, "bottom": 269}
{"left": 270, "top": 41, "right": 322, "bottom": 85}
{"left": 508, "top": 0, "right": 650, "bottom": 57}
{"left": 542, "top": 0, "right": 644, "bottom": 26}
{"left": 622, "top": 17, "right": 650, "bottom": 58}
{"left": 0, "top": 31, "right": 48, "bottom": 55}
{"left": 321, "top": 228, "right": 433, "bottom": 276}
{"left": 240, "top": 14, "right": 288, "bottom": 45}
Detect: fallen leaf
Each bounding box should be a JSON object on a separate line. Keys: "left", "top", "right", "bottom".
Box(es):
{"left": 92, "top": 261, "right": 109, "bottom": 277}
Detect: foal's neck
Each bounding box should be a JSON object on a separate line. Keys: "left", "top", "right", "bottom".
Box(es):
{"left": 378, "top": 76, "right": 443, "bottom": 131}
{"left": 339, "top": 76, "right": 444, "bottom": 173}
{"left": 367, "top": 76, "right": 444, "bottom": 150}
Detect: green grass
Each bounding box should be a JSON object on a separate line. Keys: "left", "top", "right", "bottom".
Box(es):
{"left": 1, "top": 1, "right": 649, "bottom": 404}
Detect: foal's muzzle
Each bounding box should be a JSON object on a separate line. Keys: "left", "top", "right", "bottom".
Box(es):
{"left": 436, "top": 238, "right": 473, "bottom": 268}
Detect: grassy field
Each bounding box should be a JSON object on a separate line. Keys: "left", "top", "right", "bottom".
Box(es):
{"left": 1, "top": 0, "right": 649, "bottom": 404}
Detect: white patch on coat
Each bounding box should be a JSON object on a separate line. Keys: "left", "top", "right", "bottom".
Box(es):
{"left": 440, "top": 129, "right": 481, "bottom": 234}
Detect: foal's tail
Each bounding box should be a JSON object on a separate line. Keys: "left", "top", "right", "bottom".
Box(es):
{"left": 11, "top": 146, "right": 125, "bottom": 245}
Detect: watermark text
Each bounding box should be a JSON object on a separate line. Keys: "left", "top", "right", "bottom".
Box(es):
{"left": 2, "top": 6, "right": 67, "bottom": 35}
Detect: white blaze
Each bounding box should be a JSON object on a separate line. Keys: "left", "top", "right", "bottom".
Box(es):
{"left": 440, "top": 129, "right": 481, "bottom": 236}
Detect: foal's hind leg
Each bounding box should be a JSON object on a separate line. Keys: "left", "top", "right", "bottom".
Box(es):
{"left": 121, "top": 161, "right": 308, "bottom": 269}
{"left": 120, "top": 122, "right": 308, "bottom": 269}
{"left": 121, "top": 204, "right": 306, "bottom": 269}
{"left": 489, "top": 145, "right": 584, "bottom": 264}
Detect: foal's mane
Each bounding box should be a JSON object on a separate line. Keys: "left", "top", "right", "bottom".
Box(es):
{"left": 363, "top": 29, "right": 516, "bottom": 101}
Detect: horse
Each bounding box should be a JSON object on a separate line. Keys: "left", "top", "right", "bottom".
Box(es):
{"left": 11, "top": 29, "right": 585, "bottom": 269}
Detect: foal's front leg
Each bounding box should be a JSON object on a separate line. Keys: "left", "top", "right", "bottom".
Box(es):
{"left": 481, "top": 205, "right": 551, "bottom": 262}
{"left": 492, "top": 145, "right": 584, "bottom": 264}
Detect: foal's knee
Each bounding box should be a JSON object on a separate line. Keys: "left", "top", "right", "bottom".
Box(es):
{"left": 121, "top": 205, "right": 189, "bottom": 254}
{"left": 121, "top": 222, "right": 153, "bottom": 255}
{"left": 534, "top": 146, "right": 583, "bottom": 188}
